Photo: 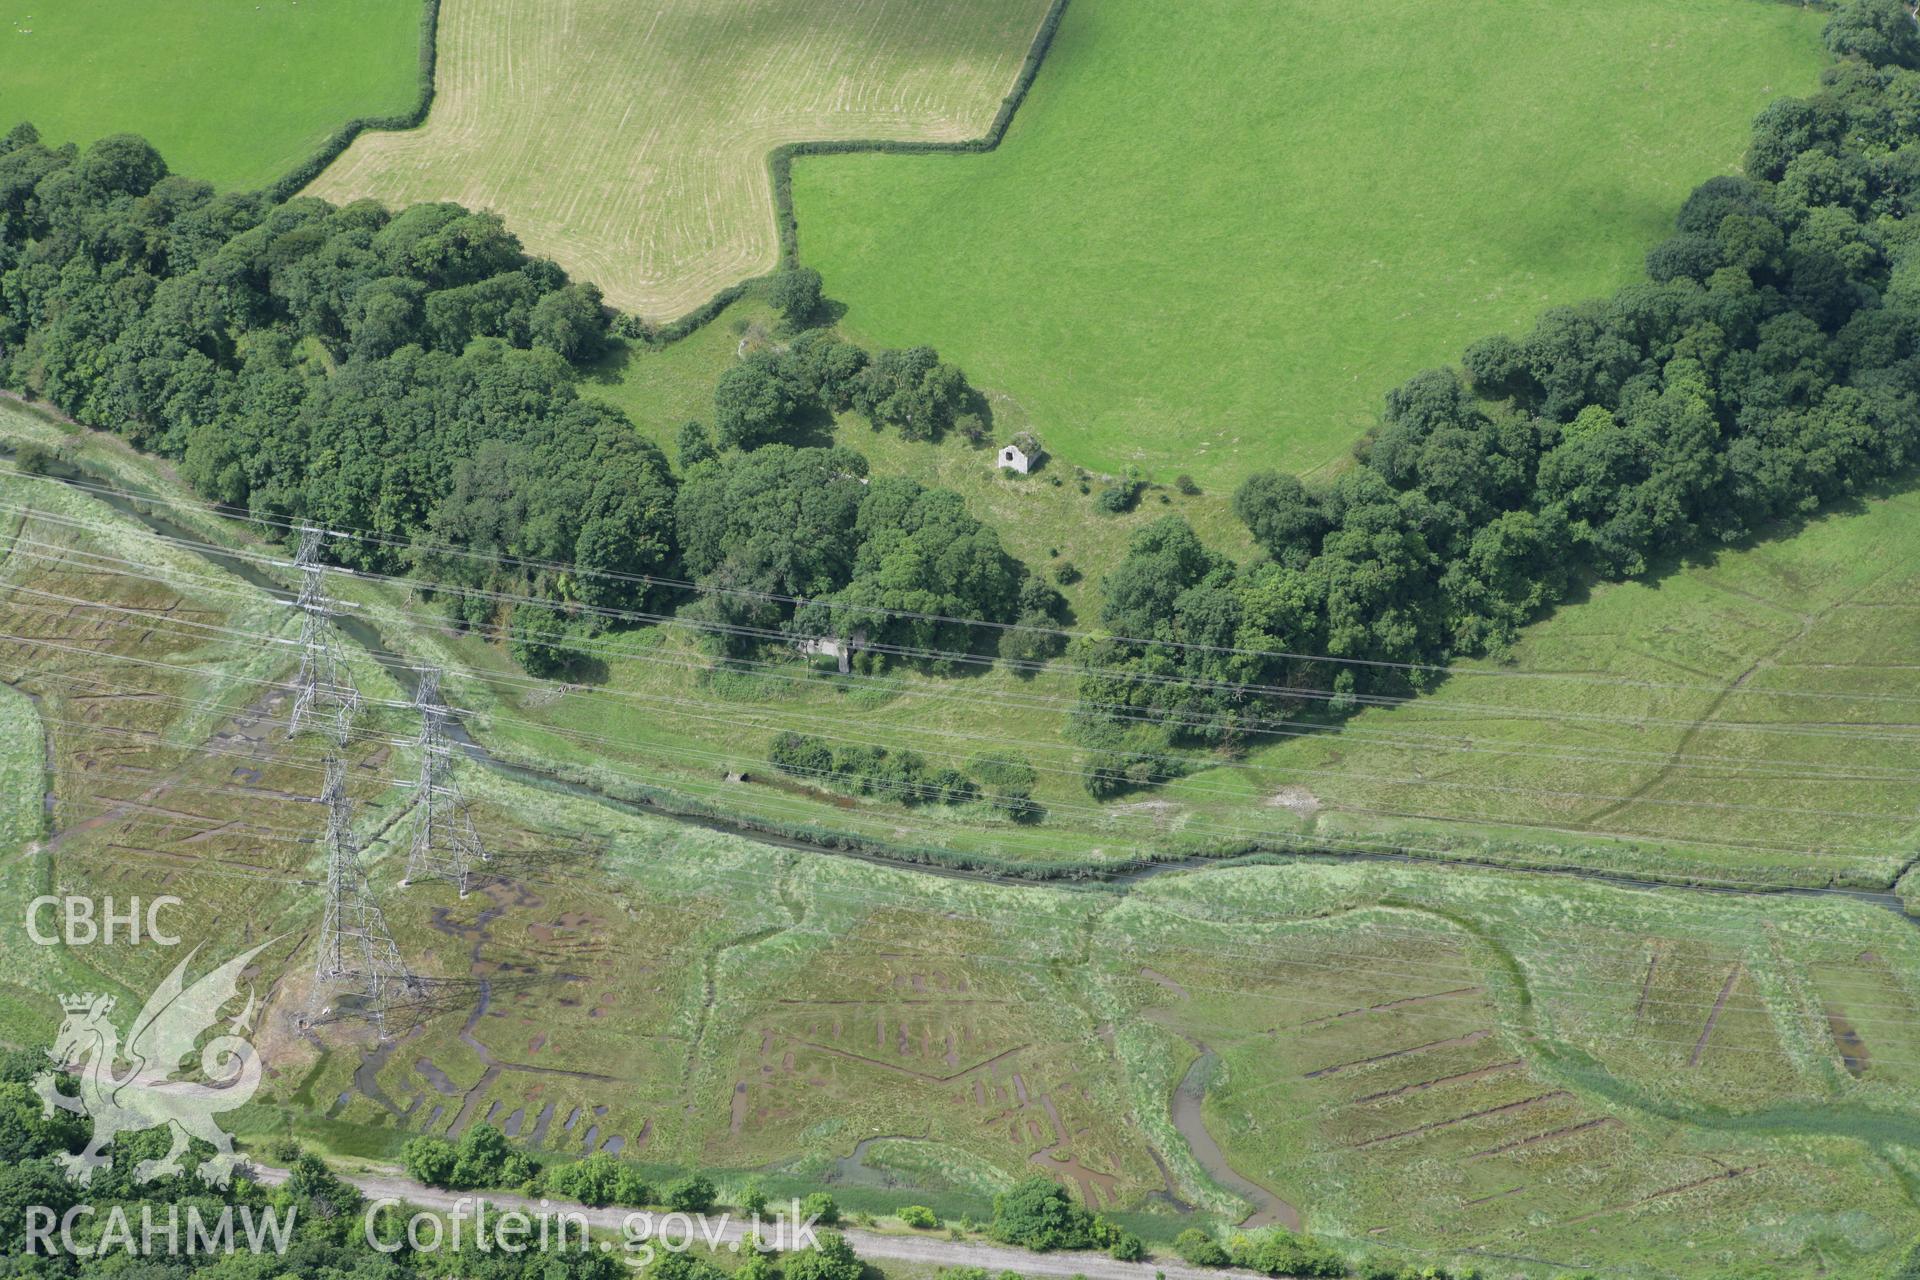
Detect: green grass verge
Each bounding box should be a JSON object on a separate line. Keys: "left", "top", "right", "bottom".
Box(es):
{"left": 790, "top": 0, "right": 1828, "bottom": 488}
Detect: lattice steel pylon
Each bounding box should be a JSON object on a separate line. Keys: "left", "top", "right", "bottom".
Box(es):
{"left": 287, "top": 525, "right": 359, "bottom": 744}
{"left": 314, "top": 753, "right": 411, "bottom": 1029}
{"left": 400, "top": 668, "right": 488, "bottom": 896}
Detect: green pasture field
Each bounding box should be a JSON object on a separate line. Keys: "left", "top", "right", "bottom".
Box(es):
{"left": 789, "top": 0, "right": 1828, "bottom": 488}
{"left": 0, "top": 0, "right": 423, "bottom": 190}
{"left": 307, "top": 0, "right": 1052, "bottom": 319}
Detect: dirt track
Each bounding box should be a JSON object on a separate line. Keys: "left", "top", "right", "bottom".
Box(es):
{"left": 252, "top": 1162, "right": 1266, "bottom": 1280}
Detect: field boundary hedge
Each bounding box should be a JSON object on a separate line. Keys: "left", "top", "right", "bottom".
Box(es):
{"left": 646, "top": 0, "right": 1072, "bottom": 343}
{"left": 261, "top": 0, "right": 442, "bottom": 203}
{"left": 765, "top": 0, "right": 1073, "bottom": 268}
{"left": 251, "top": 0, "right": 1813, "bottom": 344}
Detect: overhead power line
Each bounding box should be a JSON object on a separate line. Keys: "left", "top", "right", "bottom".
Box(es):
{"left": 8, "top": 466, "right": 1917, "bottom": 703}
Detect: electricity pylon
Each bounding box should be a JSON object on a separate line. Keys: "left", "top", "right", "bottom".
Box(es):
{"left": 400, "top": 668, "right": 487, "bottom": 896}
{"left": 314, "top": 753, "right": 411, "bottom": 1028}
{"left": 287, "top": 525, "right": 359, "bottom": 744}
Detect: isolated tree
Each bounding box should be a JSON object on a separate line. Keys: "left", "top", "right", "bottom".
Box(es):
{"left": 1099, "top": 516, "right": 1221, "bottom": 638}
{"left": 403, "top": 1135, "right": 458, "bottom": 1187}
{"left": 348, "top": 276, "right": 426, "bottom": 359}
{"left": 851, "top": 345, "right": 971, "bottom": 439}
{"left": 785, "top": 329, "right": 869, "bottom": 409}
{"left": 76, "top": 132, "right": 168, "bottom": 196}
{"left": 1174, "top": 1228, "right": 1230, "bottom": 1268}
{"left": 451, "top": 1122, "right": 515, "bottom": 1188}
{"left": 999, "top": 610, "right": 1065, "bottom": 672}
{"left": 653, "top": 1251, "right": 731, "bottom": 1280}
{"left": 675, "top": 444, "right": 868, "bottom": 601}
{"left": 967, "top": 752, "right": 1042, "bottom": 822}
{"left": 286, "top": 1152, "right": 363, "bottom": 1222}
{"left": 1094, "top": 468, "right": 1146, "bottom": 513}
{"left": 1645, "top": 232, "right": 1722, "bottom": 284}
{"left": 783, "top": 1232, "right": 864, "bottom": 1280}
{"left": 1229, "top": 1228, "right": 1346, "bottom": 1277}
{"left": 824, "top": 478, "right": 1026, "bottom": 663}
{"left": 800, "top": 1191, "right": 841, "bottom": 1226}
{"left": 0, "top": 1082, "right": 83, "bottom": 1165}
{"left": 1674, "top": 174, "right": 1776, "bottom": 236}
{"left": 677, "top": 419, "right": 716, "bottom": 467}
{"left": 770, "top": 731, "right": 835, "bottom": 779}
{"left": 771, "top": 265, "right": 824, "bottom": 327}
{"left": 548, "top": 1153, "right": 621, "bottom": 1206}
{"left": 740, "top": 1177, "right": 770, "bottom": 1218}
{"left": 1459, "top": 332, "right": 1529, "bottom": 397}
{"left": 666, "top": 1173, "right": 717, "bottom": 1212}
{"left": 510, "top": 603, "right": 570, "bottom": 677}
{"left": 736, "top": 1254, "right": 780, "bottom": 1280}
{"left": 988, "top": 1176, "right": 1092, "bottom": 1251}
{"left": 612, "top": 1163, "right": 653, "bottom": 1207}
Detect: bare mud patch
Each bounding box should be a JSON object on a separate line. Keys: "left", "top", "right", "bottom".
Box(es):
{"left": 1265, "top": 786, "right": 1321, "bottom": 816}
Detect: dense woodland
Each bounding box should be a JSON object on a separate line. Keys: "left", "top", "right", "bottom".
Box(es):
{"left": 1077, "top": 0, "right": 1920, "bottom": 777}
{"left": 0, "top": 123, "right": 678, "bottom": 612}
{"left": 0, "top": 124, "right": 1031, "bottom": 662}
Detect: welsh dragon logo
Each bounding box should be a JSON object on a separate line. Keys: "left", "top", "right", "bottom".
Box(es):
{"left": 33, "top": 940, "right": 272, "bottom": 1187}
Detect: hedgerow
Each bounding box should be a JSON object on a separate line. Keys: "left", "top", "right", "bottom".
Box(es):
{"left": 263, "top": 0, "right": 444, "bottom": 202}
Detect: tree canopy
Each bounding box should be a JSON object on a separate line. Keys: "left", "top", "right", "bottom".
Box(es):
{"left": 0, "top": 127, "right": 674, "bottom": 627}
